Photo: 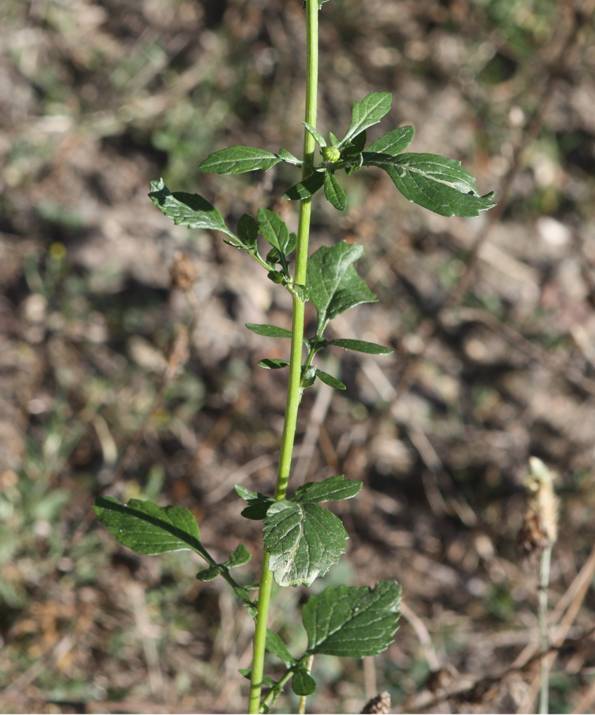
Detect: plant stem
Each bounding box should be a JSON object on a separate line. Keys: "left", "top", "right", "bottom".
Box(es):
{"left": 248, "top": 2, "right": 319, "bottom": 712}
{"left": 538, "top": 543, "right": 552, "bottom": 714}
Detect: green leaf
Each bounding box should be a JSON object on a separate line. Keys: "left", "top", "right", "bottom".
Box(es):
{"left": 366, "top": 126, "right": 414, "bottom": 156}
{"left": 324, "top": 172, "right": 347, "bottom": 211}
{"left": 293, "top": 475, "right": 362, "bottom": 503}
{"left": 246, "top": 323, "right": 292, "bottom": 339}
{"left": 278, "top": 148, "right": 302, "bottom": 166}
{"left": 292, "top": 669, "right": 316, "bottom": 696}
{"left": 199, "top": 146, "right": 281, "bottom": 175}
{"left": 318, "top": 0, "right": 331, "bottom": 8}
{"left": 239, "top": 668, "right": 275, "bottom": 687}
{"left": 330, "top": 338, "right": 392, "bottom": 355}
{"left": 328, "top": 131, "right": 339, "bottom": 146}
{"left": 365, "top": 152, "right": 496, "bottom": 217}
{"left": 149, "top": 179, "right": 234, "bottom": 238}
{"left": 257, "top": 209, "right": 292, "bottom": 254}
{"left": 196, "top": 565, "right": 221, "bottom": 581}
{"left": 304, "top": 122, "right": 327, "bottom": 147}
{"left": 266, "top": 630, "right": 295, "bottom": 667}
{"left": 303, "top": 581, "right": 401, "bottom": 657}
{"left": 341, "top": 92, "right": 392, "bottom": 146}
{"left": 235, "top": 485, "right": 274, "bottom": 521}
{"left": 306, "top": 241, "right": 377, "bottom": 328}
{"left": 258, "top": 358, "right": 290, "bottom": 370}
{"left": 227, "top": 543, "right": 251, "bottom": 568}
{"left": 263, "top": 500, "right": 348, "bottom": 586}
{"left": 237, "top": 213, "right": 259, "bottom": 248}
{"left": 94, "top": 496, "right": 201, "bottom": 555}
{"left": 316, "top": 369, "right": 346, "bottom": 391}
{"left": 285, "top": 172, "right": 325, "bottom": 201}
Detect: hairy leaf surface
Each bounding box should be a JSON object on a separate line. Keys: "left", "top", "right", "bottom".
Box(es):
{"left": 199, "top": 146, "right": 281, "bottom": 174}
{"left": 293, "top": 475, "right": 362, "bottom": 503}
{"left": 366, "top": 125, "right": 414, "bottom": 156}
{"left": 306, "top": 242, "right": 377, "bottom": 328}
{"left": 94, "top": 497, "right": 200, "bottom": 555}
{"left": 364, "top": 152, "right": 496, "bottom": 217}
{"left": 149, "top": 179, "right": 234, "bottom": 237}
{"left": 330, "top": 338, "right": 392, "bottom": 355}
{"left": 324, "top": 172, "right": 347, "bottom": 211}
{"left": 303, "top": 581, "right": 401, "bottom": 656}
{"left": 264, "top": 500, "right": 348, "bottom": 586}
{"left": 342, "top": 92, "right": 392, "bottom": 145}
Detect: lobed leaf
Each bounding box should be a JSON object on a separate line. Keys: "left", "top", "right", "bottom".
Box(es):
{"left": 94, "top": 496, "right": 201, "bottom": 555}
{"left": 149, "top": 178, "right": 235, "bottom": 238}
{"left": 342, "top": 92, "right": 392, "bottom": 146}
{"left": 323, "top": 172, "right": 347, "bottom": 211}
{"left": 199, "top": 145, "right": 281, "bottom": 175}
{"left": 302, "top": 580, "right": 401, "bottom": 657}
{"left": 366, "top": 126, "right": 414, "bottom": 156}
{"left": 306, "top": 242, "right": 377, "bottom": 329}
{"left": 245, "top": 323, "right": 292, "bottom": 339}
{"left": 293, "top": 475, "right": 362, "bottom": 503}
{"left": 364, "top": 152, "right": 496, "bottom": 217}
{"left": 316, "top": 369, "right": 346, "bottom": 391}
{"left": 264, "top": 500, "right": 348, "bottom": 586}
{"left": 330, "top": 338, "right": 392, "bottom": 355}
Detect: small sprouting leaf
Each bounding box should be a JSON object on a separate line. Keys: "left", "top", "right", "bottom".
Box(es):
{"left": 293, "top": 475, "right": 362, "bottom": 503}
{"left": 303, "top": 580, "right": 401, "bottom": 657}
{"left": 266, "top": 630, "right": 295, "bottom": 667}
{"left": 149, "top": 179, "right": 234, "bottom": 238}
{"left": 227, "top": 543, "right": 251, "bottom": 568}
{"left": 94, "top": 496, "right": 200, "bottom": 555}
{"left": 365, "top": 152, "right": 496, "bottom": 217}
{"left": 330, "top": 338, "right": 392, "bottom": 355}
{"left": 304, "top": 122, "right": 327, "bottom": 147}
{"left": 278, "top": 148, "right": 302, "bottom": 166}
{"left": 285, "top": 172, "right": 325, "bottom": 201}
{"left": 328, "top": 131, "right": 339, "bottom": 146}
{"left": 199, "top": 146, "right": 281, "bottom": 174}
{"left": 341, "top": 92, "right": 392, "bottom": 146}
{"left": 246, "top": 323, "right": 292, "bottom": 339}
{"left": 257, "top": 208, "right": 292, "bottom": 255}
{"left": 237, "top": 213, "right": 259, "bottom": 248}
{"left": 324, "top": 172, "right": 347, "bottom": 211}
{"left": 234, "top": 485, "right": 274, "bottom": 521}
{"left": 316, "top": 369, "right": 346, "bottom": 391}
{"left": 292, "top": 668, "right": 316, "bottom": 696}
{"left": 258, "top": 358, "right": 290, "bottom": 370}
{"left": 366, "top": 126, "right": 414, "bottom": 156}
{"left": 306, "top": 241, "right": 377, "bottom": 329}
{"left": 263, "top": 500, "right": 348, "bottom": 586}
{"left": 196, "top": 565, "right": 220, "bottom": 581}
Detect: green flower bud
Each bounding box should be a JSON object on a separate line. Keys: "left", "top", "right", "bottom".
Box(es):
{"left": 322, "top": 145, "right": 341, "bottom": 163}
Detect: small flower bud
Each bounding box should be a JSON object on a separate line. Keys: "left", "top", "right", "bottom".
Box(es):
{"left": 322, "top": 145, "right": 341, "bottom": 163}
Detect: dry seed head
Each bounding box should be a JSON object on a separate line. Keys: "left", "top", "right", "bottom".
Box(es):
{"left": 519, "top": 457, "right": 559, "bottom": 555}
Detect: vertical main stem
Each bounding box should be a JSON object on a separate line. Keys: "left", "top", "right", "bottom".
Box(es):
{"left": 248, "top": 2, "right": 319, "bottom": 713}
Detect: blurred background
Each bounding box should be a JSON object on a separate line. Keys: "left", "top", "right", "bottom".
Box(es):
{"left": 1, "top": 0, "right": 595, "bottom": 713}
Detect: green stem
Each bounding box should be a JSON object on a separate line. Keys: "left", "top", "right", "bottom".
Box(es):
{"left": 248, "top": 2, "right": 319, "bottom": 713}
{"left": 298, "top": 655, "right": 314, "bottom": 714}
{"left": 538, "top": 543, "right": 552, "bottom": 715}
